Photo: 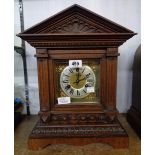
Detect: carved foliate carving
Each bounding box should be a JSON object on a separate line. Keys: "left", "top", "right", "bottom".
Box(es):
{"left": 39, "top": 111, "right": 51, "bottom": 123}
{"left": 30, "top": 120, "right": 127, "bottom": 138}
{"left": 18, "top": 4, "right": 135, "bottom": 35}
{"left": 42, "top": 14, "right": 109, "bottom": 33}
{"left": 39, "top": 113, "right": 117, "bottom": 124}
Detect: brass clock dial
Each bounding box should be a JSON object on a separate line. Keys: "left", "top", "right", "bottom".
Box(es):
{"left": 60, "top": 65, "right": 96, "bottom": 98}
{"left": 55, "top": 60, "right": 100, "bottom": 104}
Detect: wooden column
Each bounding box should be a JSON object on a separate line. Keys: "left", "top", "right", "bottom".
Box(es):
{"left": 36, "top": 49, "right": 50, "bottom": 122}
{"left": 100, "top": 57, "right": 106, "bottom": 108}
{"left": 48, "top": 58, "right": 55, "bottom": 110}
{"left": 105, "top": 48, "right": 119, "bottom": 119}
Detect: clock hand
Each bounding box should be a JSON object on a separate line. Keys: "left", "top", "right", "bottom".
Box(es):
{"left": 76, "top": 68, "right": 80, "bottom": 85}
{"left": 74, "top": 78, "right": 80, "bottom": 85}
{"left": 78, "top": 77, "right": 86, "bottom": 82}
{"left": 73, "top": 80, "right": 79, "bottom": 84}
{"left": 73, "top": 77, "right": 85, "bottom": 84}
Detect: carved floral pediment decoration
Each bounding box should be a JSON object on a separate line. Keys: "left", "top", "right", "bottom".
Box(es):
{"left": 41, "top": 14, "right": 107, "bottom": 33}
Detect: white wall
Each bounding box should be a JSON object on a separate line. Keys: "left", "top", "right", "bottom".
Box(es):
{"left": 14, "top": 0, "right": 141, "bottom": 114}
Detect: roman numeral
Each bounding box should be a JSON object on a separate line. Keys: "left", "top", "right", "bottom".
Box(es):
{"left": 77, "top": 90, "right": 80, "bottom": 96}
{"left": 65, "top": 85, "right": 70, "bottom": 91}
{"left": 83, "top": 89, "right": 87, "bottom": 93}
{"left": 86, "top": 73, "right": 91, "bottom": 78}
{"left": 69, "top": 89, "right": 74, "bottom": 95}
{"left": 82, "top": 67, "right": 85, "bottom": 73}
{"left": 76, "top": 68, "right": 79, "bottom": 72}
{"left": 85, "top": 84, "right": 90, "bottom": 87}
{"left": 64, "top": 74, "right": 69, "bottom": 77}
{"left": 63, "top": 80, "right": 69, "bottom": 83}
{"left": 68, "top": 68, "right": 73, "bottom": 73}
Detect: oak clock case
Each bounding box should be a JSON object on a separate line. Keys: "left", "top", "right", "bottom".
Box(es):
{"left": 17, "top": 4, "right": 136, "bottom": 150}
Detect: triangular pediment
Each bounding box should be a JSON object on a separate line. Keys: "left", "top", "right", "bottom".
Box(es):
{"left": 36, "top": 13, "right": 111, "bottom": 33}
{"left": 17, "top": 4, "right": 136, "bottom": 48}
{"left": 20, "top": 4, "right": 134, "bottom": 34}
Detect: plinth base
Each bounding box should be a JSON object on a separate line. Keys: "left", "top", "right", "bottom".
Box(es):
{"left": 28, "top": 119, "right": 128, "bottom": 150}
{"left": 28, "top": 136, "right": 128, "bottom": 150}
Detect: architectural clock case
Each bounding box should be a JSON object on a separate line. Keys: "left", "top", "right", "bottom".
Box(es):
{"left": 17, "top": 4, "right": 136, "bottom": 150}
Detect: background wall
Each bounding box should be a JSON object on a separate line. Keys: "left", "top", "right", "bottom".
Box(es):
{"left": 14, "top": 0, "right": 141, "bottom": 114}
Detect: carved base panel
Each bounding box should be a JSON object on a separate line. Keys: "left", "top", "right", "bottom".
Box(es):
{"left": 28, "top": 119, "right": 128, "bottom": 150}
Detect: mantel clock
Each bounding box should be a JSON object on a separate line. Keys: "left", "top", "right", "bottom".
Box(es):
{"left": 17, "top": 4, "right": 136, "bottom": 150}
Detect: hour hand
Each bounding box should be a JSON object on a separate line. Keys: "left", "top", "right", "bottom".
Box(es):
{"left": 78, "top": 77, "right": 86, "bottom": 82}
{"left": 74, "top": 78, "right": 80, "bottom": 85}
{"left": 73, "top": 80, "right": 79, "bottom": 84}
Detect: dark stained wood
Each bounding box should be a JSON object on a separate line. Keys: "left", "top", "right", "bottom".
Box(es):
{"left": 17, "top": 4, "right": 136, "bottom": 150}
{"left": 100, "top": 57, "right": 106, "bottom": 107}
{"left": 48, "top": 49, "right": 106, "bottom": 59}
{"left": 106, "top": 48, "right": 118, "bottom": 111}
{"left": 28, "top": 137, "right": 128, "bottom": 151}
{"left": 48, "top": 59, "right": 55, "bottom": 110}
{"left": 36, "top": 49, "right": 50, "bottom": 112}
{"left": 52, "top": 104, "right": 103, "bottom": 112}
{"left": 17, "top": 33, "right": 135, "bottom": 49}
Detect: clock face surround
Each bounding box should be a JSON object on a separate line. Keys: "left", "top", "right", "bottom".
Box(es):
{"left": 55, "top": 59, "right": 100, "bottom": 104}
{"left": 60, "top": 65, "right": 96, "bottom": 98}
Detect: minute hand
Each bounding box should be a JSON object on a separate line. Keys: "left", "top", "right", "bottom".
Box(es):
{"left": 76, "top": 71, "right": 80, "bottom": 85}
